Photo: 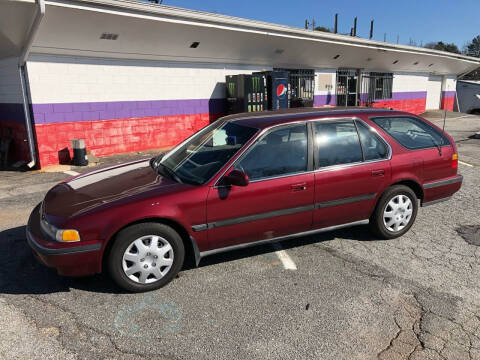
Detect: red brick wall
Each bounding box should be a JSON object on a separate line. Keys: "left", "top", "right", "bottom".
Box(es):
{"left": 441, "top": 97, "right": 455, "bottom": 111}
{"left": 360, "top": 98, "right": 426, "bottom": 115}
{"left": 35, "top": 113, "right": 218, "bottom": 167}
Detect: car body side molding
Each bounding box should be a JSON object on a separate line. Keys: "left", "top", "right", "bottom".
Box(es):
{"left": 315, "top": 193, "right": 377, "bottom": 208}
{"left": 421, "top": 196, "right": 452, "bottom": 207}
{"left": 199, "top": 219, "right": 369, "bottom": 259}
{"left": 423, "top": 175, "right": 463, "bottom": 189}
{"left": 192, "top": 193, "right": 376, "bottom": 232}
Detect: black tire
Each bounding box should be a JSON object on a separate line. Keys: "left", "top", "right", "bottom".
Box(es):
{"left": 107, "top": 223, "right": 184, "bottom": 292}
{"left": 369, "top": 185, "right": 418, "bottom": 239}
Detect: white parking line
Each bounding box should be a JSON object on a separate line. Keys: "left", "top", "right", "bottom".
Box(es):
{"left": 459, "top": 161, "right": 474, "bottom": 167}
{"left": 63, "top": 170, "right": 80, "bottom": 176}
{"left": 272, "top": 243, "right": 297, "bottom": 270}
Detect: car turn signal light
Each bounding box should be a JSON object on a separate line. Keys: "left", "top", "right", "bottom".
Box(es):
{"left": 56, "top": 229, "right": 81, "bottom": 242}
{"left": 451, "top": 154, "right": 458, "bottom": 169}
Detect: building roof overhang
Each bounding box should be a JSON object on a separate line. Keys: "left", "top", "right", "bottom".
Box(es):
{"left": 1, "top": 0, "right": 479, "bottom": 75}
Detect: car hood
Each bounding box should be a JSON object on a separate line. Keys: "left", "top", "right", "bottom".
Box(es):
{"left": 44, "top": 159, "right": 179, "bottom": 218}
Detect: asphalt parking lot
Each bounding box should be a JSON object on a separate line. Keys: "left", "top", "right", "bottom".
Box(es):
{"left": 1, "top": 112, "right": 480, "bottom": 360}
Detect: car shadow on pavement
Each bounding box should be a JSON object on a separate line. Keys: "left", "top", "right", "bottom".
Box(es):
{"left": 0, "top": 225, "right": 121, "bottom": 295}
{"left": 0, "top": 224, "right": 382, "bottom": 295}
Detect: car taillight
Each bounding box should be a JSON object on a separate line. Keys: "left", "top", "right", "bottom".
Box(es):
{"left": 451, "top": 153, "right": 458, "bottom": 169}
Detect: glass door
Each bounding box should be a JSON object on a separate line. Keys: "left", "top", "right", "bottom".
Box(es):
{"left": 336, "top": 69, "right": 358, "bottom": 107}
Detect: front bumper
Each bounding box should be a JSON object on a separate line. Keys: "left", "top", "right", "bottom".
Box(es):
{"left": 26, "top": 203, "right": 102, "bottom": 276}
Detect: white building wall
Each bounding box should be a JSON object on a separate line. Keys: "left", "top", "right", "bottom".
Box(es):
{"left": 27, "top": 55, "right": 270, "bottom": 104}
{"left": 442, "top": 75, "right": 457, "bottom": 93}
{"left": 392, "top": 72, "right": 429, "bottom": 94}
{"left": 314, "top": 69, "right": 336, "bottom": 96}
{"left": 314, "top": 69, "right": 336, "bottom": 106}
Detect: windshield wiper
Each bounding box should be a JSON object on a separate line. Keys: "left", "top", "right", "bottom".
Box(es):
{"left": 430, "top": 137, "right": 442, "bottom": 156}
{"left": 149, "top": 154, "right": 164, "bottom": 171}
{"left": 157, "top": 163, "right": 183, "bottom": 183}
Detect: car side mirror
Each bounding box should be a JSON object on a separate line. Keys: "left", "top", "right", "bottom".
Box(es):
{"left": 222, "top": 169, "right": 249, "bottom": 187}
{"left": 150, "top": 153, "right": 164, "bottom": 169}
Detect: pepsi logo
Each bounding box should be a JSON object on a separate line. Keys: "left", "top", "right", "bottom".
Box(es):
{"left": 276, "top": 84, "right": 287, "bottom": 98}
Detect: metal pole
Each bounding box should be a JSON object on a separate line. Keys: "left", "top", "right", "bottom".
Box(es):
{"left": 18, "top": 0, "right": 45, "bottom": 168}
{"left": 369, "top": 20, "right": 374, "bottom": 39}
{"left": 334, "top": 13, "right": 338, "bottom": 34}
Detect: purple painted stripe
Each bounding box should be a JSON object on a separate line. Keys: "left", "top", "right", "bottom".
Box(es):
{"left": 442, "top": 90, "right": 456, "bottom": 98}
{"left": 391, "top": 91, "right": 427, "bottom": 100}
{"left": 359, "top": 91, "right": 427, "bottom": 102}
{"left": 0, "top": 103, "right": 25, "bottom": 123}
{"left": 314, "top": 94, "right": 336, "bottom": 106}
{"left": 32, "top": 98, "right": 227, "bottom": 124}
{"left": 315, "top": 91, "right": 427, "bottom": 106}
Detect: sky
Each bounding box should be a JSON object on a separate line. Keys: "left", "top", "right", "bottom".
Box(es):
{"left": 150, "top": 0, "right": 479, "bottom": 50}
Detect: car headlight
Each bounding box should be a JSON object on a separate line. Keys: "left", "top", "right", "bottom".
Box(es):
{"left": 40, "top": 207, "right": 81, "bottom": 243}
{"left": 55, "top": 229, "right": 81, "bottom": 242}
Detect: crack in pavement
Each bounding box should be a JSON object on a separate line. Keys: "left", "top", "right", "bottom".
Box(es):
{"left": 5, "top": 294, "right": 178, "bottom": 360}
{"left": 316, "top": 244, "right": 480, "bottom": 360}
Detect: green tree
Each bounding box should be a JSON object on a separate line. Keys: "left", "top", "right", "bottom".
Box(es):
{"left": 424, "top": 41, "right": 460, "bottom": 54}
{"left": 461, "top": 36, "right": 480, "bottom": 80}
{"left": 314, "top": 26, "right": 331, "bottom": 33}
{"left": 465, "top": 35, "right": 480, "bottom": 57}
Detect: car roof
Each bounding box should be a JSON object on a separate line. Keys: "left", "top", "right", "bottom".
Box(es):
{"left": 221, "top": 107, "right": 408, "bottom": 129}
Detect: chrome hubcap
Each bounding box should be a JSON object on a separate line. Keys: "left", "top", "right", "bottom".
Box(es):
{"left": 122, "top": 235, "right": 174, "bottom": 284}
{"left": 383, "top": 195, "right": 413, "bottom": 232}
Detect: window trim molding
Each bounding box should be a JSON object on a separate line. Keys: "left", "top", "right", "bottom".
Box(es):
{"left": 212, "top": 116, "right": 393, "bottom": 187}
{"left": 312, "top": 117, "right": 392, "bottom": 171}
{"left": 369, "top": 115, "right": 451, "bottom": 152}
{"left": 228, "top": 122, "right": 311, "bottom": 183}
{"left": 355, "top": 118, "right": 390, "bottom": 162}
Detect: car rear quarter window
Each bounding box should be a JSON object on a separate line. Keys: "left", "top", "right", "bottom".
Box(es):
{"left": 356, "top": 121, "right": 389, "bottom": 161}
{"left": 371, "top": 116, "right": 450, "bottom": 150}
{"left": 314, "top": 121, "right": 363, "bottom": 168}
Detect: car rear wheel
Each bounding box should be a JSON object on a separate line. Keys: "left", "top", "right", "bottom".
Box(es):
{"left": 370, "top": 185, "right": 418, "bottom": 239}
{"left": 108, "top": 223, "right": 184, "bottom": 292}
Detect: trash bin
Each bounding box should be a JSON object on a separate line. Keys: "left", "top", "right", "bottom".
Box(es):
{"left": 71, "top": 139, "right": 88, "bottom": 166}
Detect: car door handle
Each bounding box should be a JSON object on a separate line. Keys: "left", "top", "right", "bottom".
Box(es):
{"left": 291, "top": 183, "right": 308, "bottom": 192}
{"left": 371, "top": 169, "right": 385, "bottom": 177}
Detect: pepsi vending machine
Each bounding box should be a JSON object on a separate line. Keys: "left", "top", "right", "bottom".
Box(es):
{"left": 254, "top": 71, "right": 290, "bottom": 110}
{"left": 225, "top": 74, "right": 267, "bottom": 114}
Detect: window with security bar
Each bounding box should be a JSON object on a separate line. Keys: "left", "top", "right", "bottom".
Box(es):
{"left": 361, "top": 72, "right": 393, "bottom": 103}
{"left": 275, "top": 69, "right": 315, "bottom": 107}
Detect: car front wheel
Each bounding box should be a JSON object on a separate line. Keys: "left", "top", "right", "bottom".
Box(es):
{"left": 108, "top": 223, "right": 184, "bottom": 292}
{"left": 370, "top": 185, "right": 418, "bottom": 239}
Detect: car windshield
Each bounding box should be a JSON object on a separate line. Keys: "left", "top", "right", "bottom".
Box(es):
{"left": 160, "top": 120, "right": 258, "bottom": 185}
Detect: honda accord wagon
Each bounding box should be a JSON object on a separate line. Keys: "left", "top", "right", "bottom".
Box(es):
{"left": 27, "top": 107, "right": 463, "bottom": 292}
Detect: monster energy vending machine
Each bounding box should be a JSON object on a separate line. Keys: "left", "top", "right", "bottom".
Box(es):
{"left": 254, "top": 71, "right": 290, "bottom": 110}
{"left": 226, "top": 74, "right": 267, "bottom": 114}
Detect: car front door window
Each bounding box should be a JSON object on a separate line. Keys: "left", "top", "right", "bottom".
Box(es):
{"left": 236, "top": 124, "right": 308, "bottom": 181}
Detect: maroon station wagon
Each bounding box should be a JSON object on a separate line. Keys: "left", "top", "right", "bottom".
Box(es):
{"left": 27, "top": 108, "right": 463, "bottom": 292}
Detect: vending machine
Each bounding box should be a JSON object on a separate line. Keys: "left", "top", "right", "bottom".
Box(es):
{"left": 225, "top": 74, "right": 267, "bottom": 114}
{"left": 254, "top": 71, "right": 290, "bottom": 110}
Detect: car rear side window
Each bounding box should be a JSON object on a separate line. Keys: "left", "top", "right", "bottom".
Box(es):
{"left": 314, "top": 121, "right": 363, "bottom": 168}
{"left": 371, "top": 116, "right": 450, "bottom": 150}
{"left": 236, "top": 124, "right": 308, "bottom": 180}
{"left": 356, "top": 121, "right": 389, "bottom": 161}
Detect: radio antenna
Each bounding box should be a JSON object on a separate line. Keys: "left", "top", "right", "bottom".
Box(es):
{"left": 442, "top": 84, "right": 448, "bottom": 133}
